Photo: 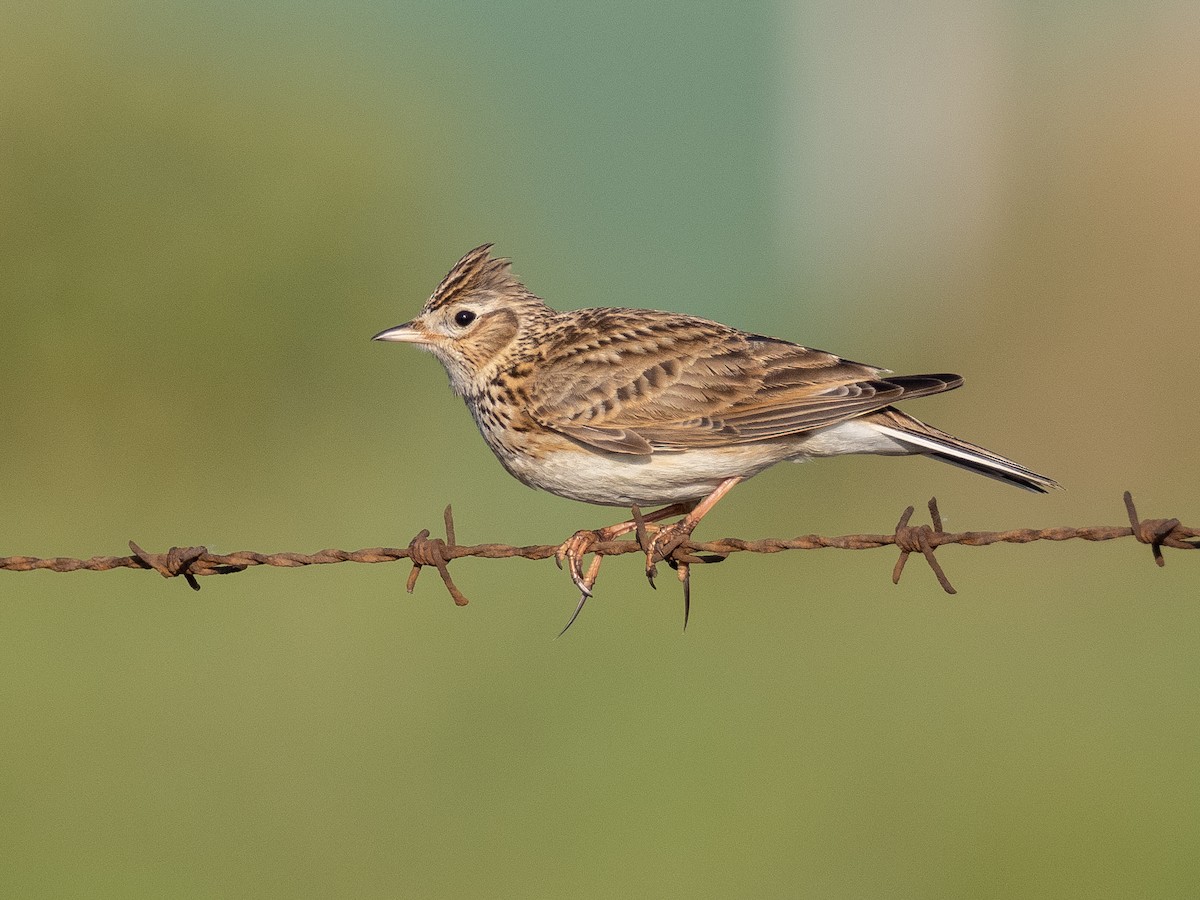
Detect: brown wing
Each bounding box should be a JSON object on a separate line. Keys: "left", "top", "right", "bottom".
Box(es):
{"left": 528, "top": 308, "right": 961, "bottom": 455}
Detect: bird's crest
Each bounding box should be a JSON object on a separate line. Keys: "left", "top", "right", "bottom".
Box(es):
{"left": 426, "top": 244, "right": 526, "bottom": 311}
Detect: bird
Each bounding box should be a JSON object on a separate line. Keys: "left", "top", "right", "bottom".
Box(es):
{"left": 373, "top": 244, "right": 1059, "bottom": 631}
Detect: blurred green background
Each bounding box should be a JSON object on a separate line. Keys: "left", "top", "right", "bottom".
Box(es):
{"left": 3, "top": 2, "right": 1198, "bottom": 897}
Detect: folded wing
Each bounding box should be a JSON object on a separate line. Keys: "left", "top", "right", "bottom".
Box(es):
{"left": 528, "top": 310, "right": 962, "bottom": 455}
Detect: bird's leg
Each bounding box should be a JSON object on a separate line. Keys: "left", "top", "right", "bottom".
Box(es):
{"left": 644, "top": 477, "right": 742, "bottom": 587}
{"left": 555, "top": 502, "right": 696, "bottom": 597}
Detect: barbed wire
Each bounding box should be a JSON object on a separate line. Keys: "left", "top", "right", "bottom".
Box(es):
{"left": 1, "top": 493, "right": 1195, "bottom": 610}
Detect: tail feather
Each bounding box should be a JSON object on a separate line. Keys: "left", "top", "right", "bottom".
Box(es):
{"left": 866, "top": 408, "right": 1060, "bottom": 494}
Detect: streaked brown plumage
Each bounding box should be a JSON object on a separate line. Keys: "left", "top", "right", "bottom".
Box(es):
{"left": 374, "top": 244, "right": 1058, "bottom": 629}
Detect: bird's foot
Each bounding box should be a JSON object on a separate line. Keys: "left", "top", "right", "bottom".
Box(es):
{"left": 554, "top": 524, "right": 630, "bottom": 634}
{"left": 555, "top": 529, "right": 608, "bottom": 596}
{"left": 642, "top": 519, "right": 695, "bottom": 589}
{"left": 553, "top": 502, "right": 708, "bottom": 634}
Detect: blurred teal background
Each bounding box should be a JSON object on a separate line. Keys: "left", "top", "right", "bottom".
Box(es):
{"left": 3, "top": 2, "right": 1199, "bottom": 897}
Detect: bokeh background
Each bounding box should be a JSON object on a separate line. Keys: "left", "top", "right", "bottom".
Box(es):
{"left": 3, "top": 2, "right": 1198, "bottom": 897}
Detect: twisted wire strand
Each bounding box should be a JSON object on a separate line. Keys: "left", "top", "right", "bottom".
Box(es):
{"left": 2, "top": 493, "right": 1195, "bottom": 604}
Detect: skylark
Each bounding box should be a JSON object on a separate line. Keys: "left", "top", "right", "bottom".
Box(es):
{"left": 374, "top": 244, "right": 1058, "bottom": 629}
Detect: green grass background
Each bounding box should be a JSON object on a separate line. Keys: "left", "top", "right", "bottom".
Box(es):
{"left": 2, "top": 2, "right": 1198, "bottom": 897}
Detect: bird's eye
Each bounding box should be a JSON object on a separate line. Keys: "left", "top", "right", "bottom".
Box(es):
{"left": 454, "top": 309, "right": 476, "bottom": 327}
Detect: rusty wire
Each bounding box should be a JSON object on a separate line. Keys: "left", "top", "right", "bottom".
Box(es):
{"left": 1, "top": 493, "right": 1196, "bottom": 605}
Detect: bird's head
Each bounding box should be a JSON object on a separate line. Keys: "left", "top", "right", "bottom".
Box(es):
{"left": 373, "top": 244, "right": 552, "bottom": 396}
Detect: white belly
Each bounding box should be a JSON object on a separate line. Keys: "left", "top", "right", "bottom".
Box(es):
{"left": 502, "top": 445, "right": 778, "bottom": 506}
{"left": 491, "top": 419, "right": 912, "bottom": 508}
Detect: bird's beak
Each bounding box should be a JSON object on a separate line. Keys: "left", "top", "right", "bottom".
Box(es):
{"left": 371, "top": 321, "right": 431, "bottom": 344}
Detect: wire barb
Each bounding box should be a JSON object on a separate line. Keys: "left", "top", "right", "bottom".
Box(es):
{"left": 126, "top": 542, "right": 248, "bottom": 591}
{"left": 405, "top": 505, "right": 469, "bottom": 606}
{"left": 891, "top": 498, "right": 956, "bottom": 594}
{"left": 1123, "top": 491, "right": 1197, "bottom": 567}
{"left": 128, "top": 542, "right": 207, "bottom": 591}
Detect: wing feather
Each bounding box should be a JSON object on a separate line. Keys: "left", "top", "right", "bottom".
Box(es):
{"left": 528, "top": 309, "right": 960, "bottom": 455}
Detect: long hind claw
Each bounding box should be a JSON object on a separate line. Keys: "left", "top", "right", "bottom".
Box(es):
{"left": 679, "top": 562, "right": 691, "bottom": 631}
{"left": 557, "top": 554, "right": 603, "bottom": 637}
